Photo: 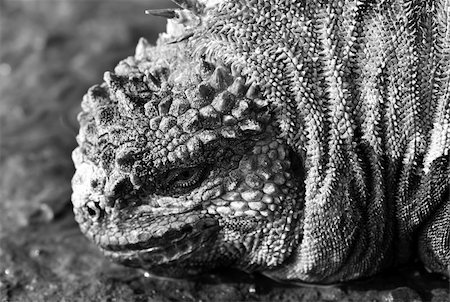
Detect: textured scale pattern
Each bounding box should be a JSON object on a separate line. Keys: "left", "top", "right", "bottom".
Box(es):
{"left": 72, "top": 0, "right": 450, "bottom": 283}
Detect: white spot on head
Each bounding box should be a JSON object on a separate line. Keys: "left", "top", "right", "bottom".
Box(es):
{"left": 71, "top": 147, "right": 107, "bottom": 208}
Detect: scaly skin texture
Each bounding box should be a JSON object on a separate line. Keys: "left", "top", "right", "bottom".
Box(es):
{"left": 72, "top": 0, "right": 450, "bottom": 283}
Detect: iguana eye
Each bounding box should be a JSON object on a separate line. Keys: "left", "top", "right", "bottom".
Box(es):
{"left": 164, "top": 166, "right": 208, "bottom": 191}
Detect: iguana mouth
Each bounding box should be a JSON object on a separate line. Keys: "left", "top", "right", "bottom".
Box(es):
{"left": 81, "top": 203, "right": 220, "bottom": 266}
{"left": 100, "top": 214, "right": 218, "bottom": 252}
{"left": 103, "top": 223, "right": 193, "bottom": 252}
{"left": 105, "top": 216, "right": 219, "bottom": 268}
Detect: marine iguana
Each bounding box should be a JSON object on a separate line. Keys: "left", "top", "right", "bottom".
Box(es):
{"left": 71, "top": 0, "right": 449, "bottom": 283}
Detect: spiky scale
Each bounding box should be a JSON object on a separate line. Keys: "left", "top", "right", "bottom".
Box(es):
{"left": 169, "top": 98, "right": 191, "bottom": 116}
{"left": 199, "top": 105, "right": 221, "bottom": 127}
{"left": 211, "top": 91, "right": 236, "bottom": 113}
{"left": 228, "top": 77, "right": 247, "bottom": 96}
{"left": 178, "top": 108, "right": 201, "bottom": 132}
{"left": 209, "top": 66, "right": 233, "bottom": 90}
{"left": 158, "top": 97, "right": 173, "bottom": 115}
{"left": 197, "top": 130, "right": 219, "bottom": 144}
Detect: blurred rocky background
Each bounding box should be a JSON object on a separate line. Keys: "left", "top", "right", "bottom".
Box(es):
{"left": 0, "top": 0, "right": 448, "bottom": 301}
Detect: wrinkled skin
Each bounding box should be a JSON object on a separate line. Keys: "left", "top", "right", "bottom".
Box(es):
{"left": 72, "top": 42, "right": 305, "bottom": 277}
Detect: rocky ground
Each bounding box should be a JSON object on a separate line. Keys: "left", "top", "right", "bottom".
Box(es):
{"left": 0, "top": 1, "right": 448, "bottom": 301}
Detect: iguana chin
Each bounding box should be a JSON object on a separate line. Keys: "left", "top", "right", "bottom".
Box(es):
{"left": 71, "top": 0, "right": 450, "bottom": 283}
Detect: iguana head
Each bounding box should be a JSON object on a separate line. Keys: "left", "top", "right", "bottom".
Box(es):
{"left": 72, "top": 1, "right": 304, "bottom": 277}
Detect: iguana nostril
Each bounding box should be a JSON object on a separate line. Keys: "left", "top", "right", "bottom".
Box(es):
{"left": 87, "top": 206, "right": 96, "bottom": 216}
{"left": 86, "top": 201, "right": 104, "bottom": 221}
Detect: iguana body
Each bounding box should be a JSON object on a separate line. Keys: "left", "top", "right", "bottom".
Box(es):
{"left": 72, "top": 0, "right": 450, "bottom": 283}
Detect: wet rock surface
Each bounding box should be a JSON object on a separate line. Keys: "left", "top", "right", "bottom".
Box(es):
{"left": 0, "top": 1, "right": 448, "bottom": 301}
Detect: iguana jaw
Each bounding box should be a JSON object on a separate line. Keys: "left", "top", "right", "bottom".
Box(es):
{"left": 101, "top": 214, "right": 220, "bottom": 270}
